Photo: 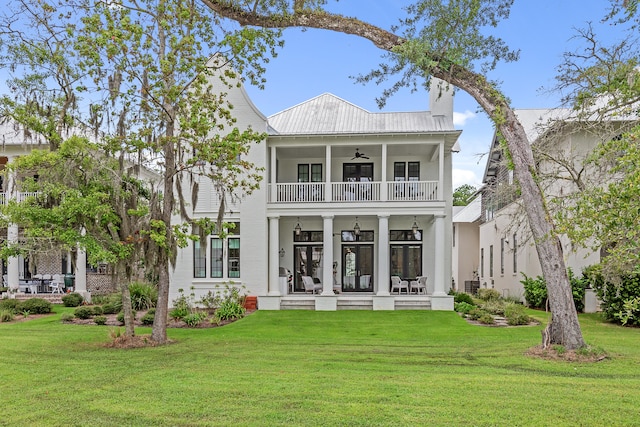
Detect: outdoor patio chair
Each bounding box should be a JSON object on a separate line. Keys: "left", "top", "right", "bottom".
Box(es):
{"left": 410, "top": 276, "right": 428, "bottom": 295}
{"left": 49, "top": 274, "right": 65, "bottom": 294}
{"left": 390, "top": 276, "right": 409, "bottom": 294}
{"left": 302, "top": 276, "right": 322, "bottom": 294}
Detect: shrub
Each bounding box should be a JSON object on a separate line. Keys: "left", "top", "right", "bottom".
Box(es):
{"left": 477, "top": 288, "right": 501, "bottom": 301}
{"left": 477, "top": 312, "right": 496, "bottom": 325}
{"left": 568, "top": 268, "right": 586, "bottom": 313}
{"left": 214, "top": 300, "right": 246, "bottom": 323}
{"left": 92, "top": 306, "right": 104, "bottom": 316}
{"left": 140, "top": 312, "right": 155, "bottom": 325}
{"left": 129, "top": 282, "right": 158, "bottom": 310}
{"left": 169, "top": 306, "right": 189, "bottom": 321}
{"left": 613, "top": 296, "right": 640, "bottom": 326}
{"left": 454, "top": 301, "right": 475, "bottom": 314}
{"left": 588, "top": 266, "right": 640, "bottom": 325}
{"left": 504, "top": 303, "right": 531, "bottom": 326}
{"left": 480, "top": 299, "right": 505, "bottom": 316}
{"left": 116, "top": 310, "right": 137, "bottom": 325}
{"left": 183, "top": 311, "right": 207, "bottom": 327}
{"left": 521, "top": 271, "right": 586, "bottom": 312}
{"left": 0, "top": 299, "right": 22, "bottom": 314}
{"left": 74, "top": 306, "right": 94, "bottom": 320}
{"left": 454, "top": 292, "right": 475, "bottom": 305}
{"left": 20, "top": 298, "right": 52, "bottom": 314}
{"left": 61, "top": 292, "right": 84, "bottom": 307}
{"left": 468, "top": 307, "right": 490, "bottom": 321}
{"left": 93, "top": 293, "right": 123, "bottom": 311}
{"left": 521, "top": 273, "right": 548, "bottom": 309}
{"left": 94, "top": 315, "right": 107, "bottom": 325}
{"left": 60, "top": 312, "right": 75, "bottom": 322}
{"left": 101, "top": 302, "right": 119, "bottom": 315}
{"left": 0, "top": 309, "right": 14, "bottom": 322}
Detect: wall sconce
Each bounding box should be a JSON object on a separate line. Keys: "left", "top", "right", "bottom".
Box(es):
{"left": 411, "top": 216, "right": 419, "bottom": 235}
{"left": 353, "top": 216, "right": 361, "bottom": 236}
{"left": 294, "top": 217, "right": 302, "bottom": 236}
{"left": 279, "top": 248, "right": 285, "bottom": 258}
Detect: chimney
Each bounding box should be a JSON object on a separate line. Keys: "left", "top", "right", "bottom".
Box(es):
{"left": 429, "top": 77, "right": 454, "bottom": 119}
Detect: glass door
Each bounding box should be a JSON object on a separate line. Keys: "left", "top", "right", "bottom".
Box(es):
{"left": 342, "top": 245, "right": 374, "bottom": 292}
{"left": 294, "top": 245, "right": 324, "bottom": 292}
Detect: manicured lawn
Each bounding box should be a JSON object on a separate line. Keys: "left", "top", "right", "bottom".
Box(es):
{"left": 1, "top": 307, "right": 639, "bottom": 426}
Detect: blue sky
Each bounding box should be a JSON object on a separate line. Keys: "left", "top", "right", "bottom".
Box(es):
{"left": 243, "top": 1, "right": 621, "bottom": 189}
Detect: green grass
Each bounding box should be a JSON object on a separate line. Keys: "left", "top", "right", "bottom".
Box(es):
{"left": 1, "top": 307, "right": 640, "bottom": 426}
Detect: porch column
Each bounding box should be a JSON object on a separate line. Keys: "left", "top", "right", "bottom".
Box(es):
{"left": 433, "top": 214, "right": 447, "bottom": 296}
{"left": 270, "top": 146, "right": 277, "bottom": 203}
{"left": 75, "top": 246, "right": 87, "bottom": 293}
{"left": 325, "top": 146, "right": 332, "bottom": 202}
{"left": 321, "top": 214, "right": 334, "bottom": 295}
{"left": 6, "top": 169, "right": 18, "bottom": 289}
{"left": 380, "top": 144, "right": 388, "bottom": 201}
{"left": 438, "top": 142, "right": 444, "bottom": 200}
{"left": 376, "top": 214, "right": 390, "bottom": 295}
{"left": 7, "top": 223, "right": 19, "bottom": 289}
{"left": 268, "top": 215, "right": 281, "bottom": 296}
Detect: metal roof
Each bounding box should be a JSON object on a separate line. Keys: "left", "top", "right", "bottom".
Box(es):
{"left": 268, "top": 93, "right": 455, "bottom": 136}
{"left": 452, "top": 196, "right": 481, "bottom": 223}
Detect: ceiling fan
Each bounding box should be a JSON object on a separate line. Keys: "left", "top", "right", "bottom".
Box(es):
{"left": 351, "top": 148, "right": 370, "bottom": 160}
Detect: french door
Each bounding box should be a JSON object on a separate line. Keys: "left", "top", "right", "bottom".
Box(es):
{"left": 342, "top": 244, "right": 374, "bottom": 292}
{"left": 293, "top": 245, "right": 324, "bottom": 292}
{"left": 343, "top": 163, "right": 373, "bottom": 182}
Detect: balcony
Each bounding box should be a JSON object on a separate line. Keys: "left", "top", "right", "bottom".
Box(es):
{"left": 269, "top": 181, "right": 439, "bottom": 203}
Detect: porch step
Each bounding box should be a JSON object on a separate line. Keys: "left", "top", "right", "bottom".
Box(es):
{"left": 394, "top": 297, "right": 431, "bottom": 310}
{"left": 280, "top": 298, "right": 315, "bottom": 310}
{"left": 13, "top": 293, "right": 64, "bottom": 305}
{"left": 337, "top": 299, "right": 373, "bottom": 310}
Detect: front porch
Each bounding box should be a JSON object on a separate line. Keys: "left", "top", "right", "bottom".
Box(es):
{"left": 261, "top": 294, "right": 454, "bottom": 311}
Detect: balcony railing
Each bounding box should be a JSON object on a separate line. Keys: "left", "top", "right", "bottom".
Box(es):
{"left": 270, "top": 181, "right": 439, "bottom": 203}
{"left": 0, "top": 192, "right": 42, "bottom": 205}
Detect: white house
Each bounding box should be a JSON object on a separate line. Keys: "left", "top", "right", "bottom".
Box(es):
{"left": 452, "top": 196, "right": 480, "bottom": 294}
{"left": 170, "top": 76, "right": 461, "bottom": 311}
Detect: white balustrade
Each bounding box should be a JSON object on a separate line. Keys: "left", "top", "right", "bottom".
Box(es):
{"left": 269, "top": 181, "right": 438, "bottom": 203}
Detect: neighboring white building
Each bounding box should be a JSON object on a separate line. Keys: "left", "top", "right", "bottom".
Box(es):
{"left": 477, "top": 108, "right": 635, "bottom": 301}
{"left": 452, "top": 196, "right": 480, "bottom": 294}
{"left": 170, "top": 77, "right": 462, "bottom": 310}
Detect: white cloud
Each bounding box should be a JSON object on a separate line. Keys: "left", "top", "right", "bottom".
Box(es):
{"left": 453, "top": 110, "right": 476, "bottom": 126}
{"left": 452, "top": 168, "right": 481, "bottom": 189}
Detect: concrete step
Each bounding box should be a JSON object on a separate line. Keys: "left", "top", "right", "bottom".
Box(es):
{"left": 337, "top": 299, "right": 373, "bottom": 310}
{"left": 280, "top": 299, "right": 315, "bottom": 310}
{"left": 394, "top": 298, "right": 431, "bottom": 310}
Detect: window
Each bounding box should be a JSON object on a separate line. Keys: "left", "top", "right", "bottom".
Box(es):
{"left": 393, "top": 162, "right": 420, "bottom": 181}
{"left": 500, "top": 238, "right": 505, "bottom": 275}
{"left": 480, "top": 248, "right": 484, "bottom": 278}
{"left": 193, "top": 240, "right": 206, "bottom": 278}
{"left": 298, "top": 163, "right": 322, "bottom": 182}
{"left": 489, "top": 245, "right": 494, "bottom": 277}
{"left": 393, "top": 162, "right": 406, "bottom": 181}
{"left": 228, "top": 237, "right": 240, "bottom": 278}
{"left": 408, "top": 162, "right": 420, "bottom": 181}
{"left": 210, "top": 238, "right": 223, "bottom": 278}
{"left": 512, "top": 233, "right": 518, "bottom": 274}
{"left": 193, "top": 221, "right": 240, "bottom": 279}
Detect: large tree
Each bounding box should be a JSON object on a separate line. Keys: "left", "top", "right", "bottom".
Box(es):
{"left": 196, "top": 0, "right": 636, "bottom": 349}
{"left": 1, "top": 0, "right": 276, "bottom": 344}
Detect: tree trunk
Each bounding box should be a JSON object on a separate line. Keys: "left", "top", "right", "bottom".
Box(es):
{"left": 151, "top": 253, "right": 170, "bottom": 343}
{"left": 121, "top": 282, "right": 136, "bottom": 338}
